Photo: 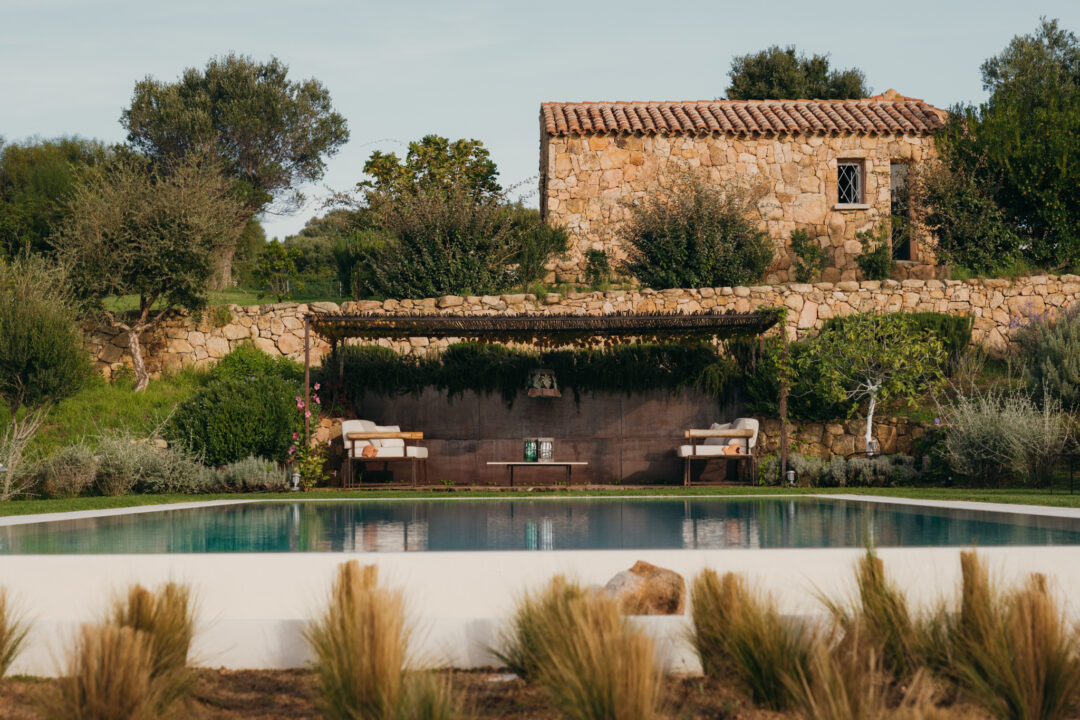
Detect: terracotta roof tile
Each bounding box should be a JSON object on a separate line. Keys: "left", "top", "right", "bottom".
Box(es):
{"left": 540, "top": 97, "right": 946, "bottom": 137}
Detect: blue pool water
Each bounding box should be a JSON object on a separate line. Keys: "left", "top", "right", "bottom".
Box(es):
{"left": 1, "top": 498, "right": 1079, "bottom": 554}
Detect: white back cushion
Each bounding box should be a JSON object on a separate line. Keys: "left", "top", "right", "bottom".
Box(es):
{"left": 375, "top": 425, "right": 404, "bottom": 448}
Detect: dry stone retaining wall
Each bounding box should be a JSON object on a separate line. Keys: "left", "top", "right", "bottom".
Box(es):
{"left": 88, "top": 274, "right": 1076, "bottom": 378}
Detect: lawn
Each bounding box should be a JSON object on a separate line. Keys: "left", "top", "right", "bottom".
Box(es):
{"left": 1, "top": 485, "right": 1077, "bottom": 518}
{"left": 0, "top": 369, "right": 206, "bottom": 458}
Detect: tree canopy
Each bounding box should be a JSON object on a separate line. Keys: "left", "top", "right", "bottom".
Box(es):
{"left": 121, "top": 53, "right": 349, "bottom": 285}
{"left": 725, "top": 45, "right": 869, "bottom": 100}
{"left": 0, "top": 137, "right": 111, "bottom": 257}
{"left": 931, "top": 18, "right": 1080, "bottom": 270}
{"left": 54, "top": 154, "right": 242, "bottom": 390}
{"left": 360, "top": 134, "right": 500, "bottom": 199}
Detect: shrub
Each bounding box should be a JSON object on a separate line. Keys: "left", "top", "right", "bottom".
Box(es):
{"left": 42, "top": 624, "right": 158, "bottom": 720}
{"left": 506, "top": 205, "right": 570, "bottom": 288}
{"left": 169, "top": 375, "right": 303, "bottom": 466}
{"left": 621, "top": 175, "right": 773, "bottom": 289}
{"left": 1016, "top": 307, "right": 1080, "bottom": 411}
{"left": 215, "top": 456, "right": 289, "bottom": 492}
{"left": 494, "top": 574, "right": 588, "bottom": 681}
{"left": 29, "top": 443, "right": 99, "bottom": 498}
{"left": 108, "top": 582, "right": 196, "bottom": 712}
{"left": 819, "top": 455, "right": 920, "bottom": 488}
{"left": 854, "top": 223, "right": 895, "bottom": 280}
{"left": 360, "top": 187, "right": 566, "bottom": 298}
{"left": 210, "top": 342, "right": 304, "bottom": 384}
{"left": 304, "top": 561, "right": 411, "bottom": 720}
{"left": 95, "top": 435, "right": 212, "bottom": 495}
{"left": 789, "top": 228, "right": 827, "bottom": 283}
{"left": 689, "top": 569, "right": 814, "bottom": 710}
{"left": 788, "top": 625, "right": 890, "bottom": 720}
{"left": 0, "top": 588, "right": 28, "bottom": 678}
{"left": 0, "top": 254, "right": 91, "bottom": 482}
{"left": 941, "top": 391, "right": 1070, "bottom": 486}
{"left": 333, "top": 229, "right": 387, "bottom": 300}
{"left": 536, "top": 588, "right": 660, "bottom": 720}
{"left": 949, "top": 551, "right": 1080, "bottom": 720}
{"left": 583, "top": 248, "right": 612, "bottom": 288}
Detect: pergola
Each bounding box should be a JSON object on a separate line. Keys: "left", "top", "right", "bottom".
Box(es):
{"left": 300, "top": 309, "right": 790, "bottom": 480}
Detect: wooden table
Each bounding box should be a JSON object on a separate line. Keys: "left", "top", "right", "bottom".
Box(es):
{"left": 486, "top": 461, "right": 588, "bottom": 487}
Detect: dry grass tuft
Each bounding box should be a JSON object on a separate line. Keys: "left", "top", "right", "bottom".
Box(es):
{"left": 536, "top": 586, "right": 660, "bottom": 720}
{"left": 689, "top": 569, "right": 814, "bottom": 711}
{"left": 789, "top": 625, "right": 890, "bottom": 720}
{"left": 950, "top": 551, "right": 1080, "bottom": 720}
{"left": 40, "top": 624, "right": 159, "bottom": 720}
{"left": 306, "top": 561, "right": 466, "bottom": 720}
{"left": 493, "top": 574, "right": 588, "bottom": 681}
{"left": 0, "top": 588, "right": 30, "bottom": 679}
{"left": 108, "top": 582, "right": 196, "bottom": 711}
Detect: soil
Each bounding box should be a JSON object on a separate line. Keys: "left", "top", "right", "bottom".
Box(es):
{"left": 0, "top": 669, "right": 789, "bottom": 719}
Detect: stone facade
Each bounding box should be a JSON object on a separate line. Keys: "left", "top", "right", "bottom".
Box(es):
{"left": 757, "top": 416, "right": 926, "bottom": 459}
{"left": 539, "top": 97, "right": 945, "bottom": 283}
{"left": 541, "top": 132, "right": 937, "bottom": 284}
{"left": 88, "top": 274, "right": 1078, "bottom": 378}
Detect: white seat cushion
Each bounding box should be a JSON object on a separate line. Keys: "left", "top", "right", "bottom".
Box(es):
{"left": 732, "top": 417, "right": 760, "bottom": 450}
{"left": 406, "top": 446, "right": 428, "bottom": 459}
{"left": 678, "top": 445, "right": 730, "bottom": 458}
{"left": 352, "top": 446, "right": 405, "bottom": 459}
{"left": 341, "top": 419, "right": 378, "bottom": 451}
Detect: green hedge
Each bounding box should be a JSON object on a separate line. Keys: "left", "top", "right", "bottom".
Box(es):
{"left": 329, "top": 342, "right": 739, "bottom": 406}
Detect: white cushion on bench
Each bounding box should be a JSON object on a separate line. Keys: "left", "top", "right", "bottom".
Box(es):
{"left": 678, "top": 445, "right": 731, "bottom": 457}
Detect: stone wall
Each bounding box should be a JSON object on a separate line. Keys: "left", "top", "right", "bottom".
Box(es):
{"left": 540, "top": 130, "right": 937, "bottom": 283}
{"left": 88, "top": 274, "right": 1078, "bottom": 377}
{"left": 757, "top": 417, "right": 926, "bottom": 459}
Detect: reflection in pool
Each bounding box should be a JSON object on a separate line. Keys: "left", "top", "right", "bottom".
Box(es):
{"left": 2, "top": 498, "right": 1080, "bottom": 554}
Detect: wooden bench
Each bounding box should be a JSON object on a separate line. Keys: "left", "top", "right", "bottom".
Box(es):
{"left": 679, "top": 428, "right": 758, "bottom": 486}
{"left": 344, "top": 431, "right": 427, "bottom": 487}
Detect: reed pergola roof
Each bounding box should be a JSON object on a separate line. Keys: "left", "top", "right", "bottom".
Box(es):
{"left": 308, "top": 309, "right": 781, "bottom": 344}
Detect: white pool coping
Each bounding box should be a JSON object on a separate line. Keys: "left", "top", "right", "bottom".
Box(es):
{"left": 2, "top": 491, "right": 1080, "bottom": 527}
{"left": 3, "top": 492, "right": 1080, "bottom": 676}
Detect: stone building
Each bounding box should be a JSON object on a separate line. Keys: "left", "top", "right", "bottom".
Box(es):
{"left": 539, "top": 90, "right": 946, "bottom": 283}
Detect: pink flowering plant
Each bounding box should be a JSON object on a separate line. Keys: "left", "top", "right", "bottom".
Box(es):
{"left": 288, "top": 383, "right": 327, "bottom": 489}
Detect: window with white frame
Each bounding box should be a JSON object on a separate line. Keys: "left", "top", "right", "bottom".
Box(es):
{"left": 837, "top": 161, "right": 863, "bottom": 204}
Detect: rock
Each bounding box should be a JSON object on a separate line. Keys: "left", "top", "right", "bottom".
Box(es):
{"left": 437, "top": 295, "right": 463, "bottom": 309}
{"left": 603, "top": 561, "right": 685, "bottom": 615}
{"left": 205, "top": 335, "right": 230, "bottom": 359}
{"left": 309, "top": 301, "right": 340, "bottom": 314}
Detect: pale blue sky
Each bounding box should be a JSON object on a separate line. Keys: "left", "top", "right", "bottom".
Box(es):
{"left": 2, "top": 0, "right": 1079, "bottom": 240}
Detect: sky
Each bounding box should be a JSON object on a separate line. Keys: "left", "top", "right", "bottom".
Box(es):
{"left": 3, "top": 0, "right": 1080, "bottom": 240}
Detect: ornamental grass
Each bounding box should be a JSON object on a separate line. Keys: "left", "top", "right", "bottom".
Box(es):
{"left": 542, "top": 591, "right": 660, "bottom": 720}
{"left": 107, "top": 582, "right": 197, "bottom": 712}
{"left": 40, "top": 624, "right": 159, "bottom": 720}
{"left": 949, "top": 551, "right": 1080, "bottom": 720}
{"left": 0, "top": 587, "right": 29, "bottom": 678}
{"left": 305, "top": 561, "right": 466, "bottom": 720}
{"left": 492, "top": 574, "right": 588, "bottom": 681}
{"left": 688, "top": 569, "right": 814, "bottom": 711}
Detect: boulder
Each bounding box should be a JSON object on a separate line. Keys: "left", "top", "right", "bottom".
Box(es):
{"left": 603, "top": 561, "right": 685, "bottom": 615}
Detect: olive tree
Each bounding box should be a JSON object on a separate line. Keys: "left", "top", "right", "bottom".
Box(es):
{"left": 797, "top": 313, "right": 945, "bottom": 452}
{"left": 121, "top": 54, "right": 349, "bottom": 288}
{"left": 0, "top": 255, "right": 91, "bottom": 488}
{"left": 54, "top": 155, "right": 241, "bottom": 391}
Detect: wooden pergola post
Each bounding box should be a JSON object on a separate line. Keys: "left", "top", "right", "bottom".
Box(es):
{"left": 303, "top": 315, "right": 311, "bottom": 444}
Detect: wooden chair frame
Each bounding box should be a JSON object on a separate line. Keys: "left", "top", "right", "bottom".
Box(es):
{"left": 682, "top": 428, "right": 758, "bottom": 486}
{"left": 343, "top": 431, "right": 427, "bottom": 488}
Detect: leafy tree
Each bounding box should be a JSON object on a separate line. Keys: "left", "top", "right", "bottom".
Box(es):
{"left": 232, "top": 217, "right": 268, "bottom": 286}
{"left": 54, "top": 155, "right": 241, "bottom": 391}
{"left": 621, "top": 175, "right": 773, "bottom": 289}
{"left": 254, "top": 242, "right": 303, "bottom": 301}
{"left": 0, "top": 255, "right": 91, "bottom": 485}
{"left": 0, "top": 137, "right": 110, "bottom": 257}
{"left": 360, "top": 135, "right": 500, "bottom": 199}
{"left": 797, "top": 313, "right": 944, "bottom": 452}
{"left": 726, "top": 45, "right": 869, "bottom": 100}
{"left": 121, "top": 54, "right": 349, "bottom": 287}
{"left": 934, "top": 19, "right": 1080, "bottom": 269}
{"left": 911, "top": 160, "right": 1022, "bottom": 274}
{"left": 854, "top": 223, "right": 896, "bottom": 280}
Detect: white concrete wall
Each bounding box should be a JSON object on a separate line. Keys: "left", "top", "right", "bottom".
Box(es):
{"left": 5, "top": 545, "right": 1080, "bottom": 677}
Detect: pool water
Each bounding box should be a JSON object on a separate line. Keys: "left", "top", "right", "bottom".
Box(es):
{"left": 2, "top": 498, "right": 1080, "bottom": 554}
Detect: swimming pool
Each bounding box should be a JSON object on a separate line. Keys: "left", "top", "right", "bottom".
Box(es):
{"left": 3, "top": 497, "right": 1080, "bottom": 553}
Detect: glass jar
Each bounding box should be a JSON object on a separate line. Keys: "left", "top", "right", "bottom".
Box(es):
{"left": 523, "top": 438, "right": 538, "bottom": 462}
